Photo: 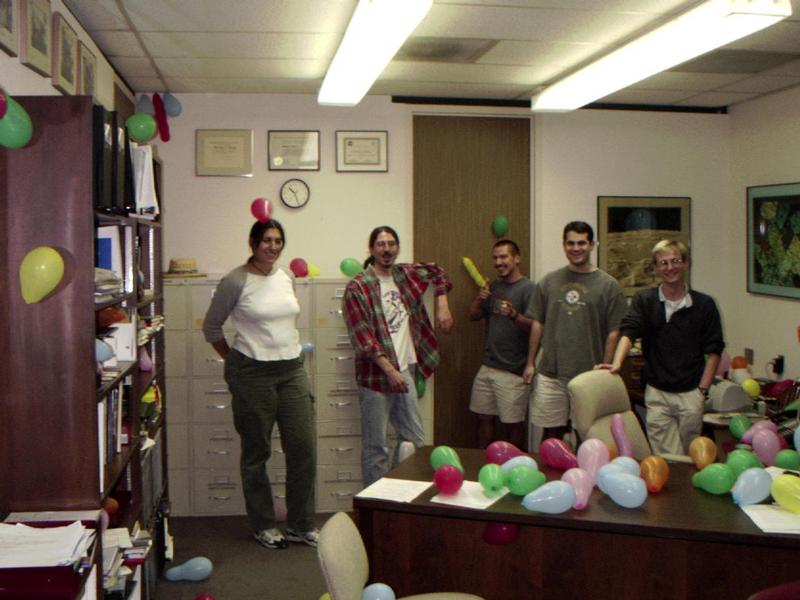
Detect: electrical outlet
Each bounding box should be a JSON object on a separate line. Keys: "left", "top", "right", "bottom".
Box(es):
{"left": 744, "top": 347, "right": 754, "bottom": 364}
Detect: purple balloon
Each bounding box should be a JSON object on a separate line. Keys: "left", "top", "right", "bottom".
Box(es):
{"left": 741, "top": 420, "right": 779, "bottom": 444}
{"left": 577, "top": 438, "right": 610, "bottom": 480}
{"left": 752, "top": 429, "right": 781, "bottom": 466}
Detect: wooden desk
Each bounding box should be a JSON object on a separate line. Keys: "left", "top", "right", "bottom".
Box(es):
{"left": 354, "top": 447, "right": 800, "bottom": 600}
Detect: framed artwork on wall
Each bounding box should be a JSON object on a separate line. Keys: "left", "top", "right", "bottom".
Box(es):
{"left": 597, "top": 195, "right": 691, "bottom": 296}
{"left": 195, "top": 129, "right": 254, "bottom": 177}
{"left": 268, "top": 130, "right": 320, "bottom": 171}
{"left": 0, "top": 0, "right": 19, "bottom": 56}
{"left": 747, "top": 182, "right": 800, "bottom": 300}
{"left": 78, "top": 41, "right": 96, "bottom": 98}
{"left": 19, "top": 0, "right": 51, "bottom": 76}
{"left": 51, "top": 12, "right": 78, "bottom": 94}
{"left": 335, "top": 130, "right": 388, "bottom": 172}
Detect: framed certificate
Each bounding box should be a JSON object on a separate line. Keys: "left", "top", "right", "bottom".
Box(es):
{"left": 195, "top": 129, "right": 254, "bottom": 177}
{"left": 336, "top": 130, "right": 388, "bottom": 172}
{"left": 268, "top": 130, "right": 320, "bottom": 171}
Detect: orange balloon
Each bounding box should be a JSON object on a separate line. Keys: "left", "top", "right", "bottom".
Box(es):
{"left": 731, "top": 355, "right": 748, "bottom": 369}
{"left": 689, "top": 436, "right": 717, "bottom": 469}
{"left": 607, "top": 443, "right": 619, "bottom": 460}
{"left": 102, "top": 497, "right": 120, "bottom": 515}
{"left": 640, "top": 455, "right": 670, "bottom": 493}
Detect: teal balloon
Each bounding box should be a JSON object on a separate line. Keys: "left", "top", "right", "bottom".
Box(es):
{"left": 478, "top": 463, "right": 505, "bottom": 495}
{"left": 505, "top": 465, "right": 546, "bottom": 496}
{"left": 414, "top": 369, "right": 426, "bottom": 398}
{"left": 164, "top": 556, "right": 213, "bottom": 581}
{"left": 340, "top": 257, "right": 361, "bottom": 278}
{"left": 163, "top": 92, "right": 182, "bottom": 117}
{"left": 0, "top": 93, "right": 33, "bottom": 149}
{"left": 775, "top": 449, "right": 800, "bottom": 470}
{"left": 125, "top": 113, "right": 157, "bottom": 143}
{"left": 521, "top": 481, "right": 575, "bottom": 514}
{"left": 732, "top": 467, "right": 772, "bottom": 506}
{"left": 492, "top": 215, "right": 509, "bottom": 237}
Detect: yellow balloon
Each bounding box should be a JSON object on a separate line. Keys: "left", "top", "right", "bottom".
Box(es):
{"left": 308, "top": 262, "right": 321, "bottom": 278}
{"left": 319, "top": 594, "right": 331, "bottom": 600}
{"left": 772, "top": 474, "right": 800, "bottom": 513}
{"left": 688, "top": 436, "right": 717, "bottom": 470}
{"left": 19, "top": 246, "right": 64, "bottom": 304}
{"left": 741, "top": 378, "right": 761, "bottom": 399}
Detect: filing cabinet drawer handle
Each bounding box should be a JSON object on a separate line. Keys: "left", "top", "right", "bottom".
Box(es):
{"left": 330, "top": 401, "right": 355, "bottom": 408}
{"left": 206, "top": 403, "right": 230, "bottom": 410}
{"left": 208, "top": 495, "right": 233, "bottom": 501}
{"left": 206, "top": 357, "right": 224, "bottom": 363}
{"left": 208, "top": 483, "right": 235, "bottom": 490}
{"left": 332, "top": 491, "right": 355, "bottom": 498}
{"left": 329, "top": 309, "right": 344, "bottom": 317}
{"left": 330, "top": 447, "right": 355, "bottom": 453}
{"left": 205, "top": 389, "right": 229, "bottom": 395}
{"left": 335, "top": 341, "right": 351, "bottom": 348}
{"left": 329, "top": 392, "right": 357, "bottom": 398}
{"left": 334, "top": 356, "right": 353, "bottom": 362}
{"left": 208, "top": 449, "right": 232, "bottom": 455}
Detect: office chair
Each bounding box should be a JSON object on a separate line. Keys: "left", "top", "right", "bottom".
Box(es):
{"left": 568, "top": 369, "right": 652, "bottom": 461}
{"left": 317, "top": 512, "right": 485, "bottom": 600}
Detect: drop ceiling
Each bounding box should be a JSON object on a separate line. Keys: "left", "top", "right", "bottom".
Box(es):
{"left": 63, "top": 0, "right": 800, "bottom": 110}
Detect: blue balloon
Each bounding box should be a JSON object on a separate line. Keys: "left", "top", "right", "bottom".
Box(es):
{"left": 610, "top": 456, "right": 640, "bottom": 477}
{"left": 135, "top": 94, "right": 154, "bottom": 115}
{"left": 164, "top": 556, "right": 213, "bottom": 581}
{"left": 521, "top": 481, "right": 575, "bottom": 514}
{"left": 163, "top": 92, "right": 182, "bottom": 117}
{"left": 302, "top": 342, "right": 315, "bottom": 353}
{"left": 794, "top": 427, "right": 800, "bottom": 453}
{"left": 95, "top": 338, "right": 114, "bottom": 362}
{"left": 604, "top": 472, "right": 647, "bottom": 508}
{"left": 501, "top": 455, "right": 538, "bottom": 473}
{"left": 596, "top": 462, "right": 626, "bottom": 494}
{"left": 362, "top": 582, "right": 396, "bottom": 600}
{"left": 732, "top": 467, "right": 772, "bottom": 506}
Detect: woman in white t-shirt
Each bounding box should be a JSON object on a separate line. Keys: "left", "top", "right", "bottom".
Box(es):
{"left": 203, "top": 219, "right": 317, "bottom": 550}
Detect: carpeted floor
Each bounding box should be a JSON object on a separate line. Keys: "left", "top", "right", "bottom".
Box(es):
{"left": 155, "top": 514, "right": 331, "bottom": 600}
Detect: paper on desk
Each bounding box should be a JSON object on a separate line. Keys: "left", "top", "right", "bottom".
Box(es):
{"left": 0, "top": 521, "right": 93, "bottom": 567}
{"left": 431, "top": 480, "right": 509, "bottom": 509}
{"left": 355, "top": 478, "right": 432, "bottom": 502}
{"left": 741, "top": 504, "right": 800, "bottom": 534}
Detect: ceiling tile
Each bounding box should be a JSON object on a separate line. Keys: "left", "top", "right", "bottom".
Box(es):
{"left": 674, "top": 49, "right": 800, "bottom": 74}
{"left": 110, "top": 57, "right": 158, "bottom": 77}
{"left": 140, "top": 31, "right": 339, "bottom": 59}
{"left": 726, "top": 22, "right": 800, "bottom": 53}
{"left": 155, "top": 57, "right": 326, "bottom": 79}
{"left": 717, "top": 74, "right": 800, "bottom": 93}
{"left": 90, "top": 31, "right": 146, "bottom": 57}
{"left": 163, "top": 77, "right": 322, "bottom": 94}
{"left": 478, "top": 40, "right": 601, "bottom": 68}
{"left": 64, "top": 0, "right": 128, "bottom": 30}
{"left": 381, "top": 61, "right": 554, "bottom": 87}
{"left": 676, "top": 91, "right": 758, "bottom": 107}
{"left": 762, "top": 57, "right": 800, "bottom": 76}
{"left": 631, "top": 71, "right": 747, "bottom": 91}
{"left": 597, "top": 88, "right": 697, "bottom": 105}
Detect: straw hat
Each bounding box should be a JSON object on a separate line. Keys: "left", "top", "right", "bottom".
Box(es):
{"left": 163, "top": 258, "right": 206, "bottom": 278}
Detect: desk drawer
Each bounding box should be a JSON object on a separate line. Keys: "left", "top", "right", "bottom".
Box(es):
{"left": 191, "top": 331, "right": 226, "bottom": 377}
{"left": 315, "top": 331, "right": 355, "bottom": 376}
{"left": 318, "top": 419, "right": 361, "bottom": 437}
{"left": 317, "top": 480, "right": 361, "bottom": 513}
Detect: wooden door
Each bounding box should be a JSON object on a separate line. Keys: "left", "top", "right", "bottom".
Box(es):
{"left": 413, "top": 115, "right": 530, "bottom": 448}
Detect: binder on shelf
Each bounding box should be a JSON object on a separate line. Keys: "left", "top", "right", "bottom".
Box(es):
{"left": 96, "top": 226, "right": 123, "bottom": 279}
{"left": 131, "top": 144, "right": 160, "bottom": 220}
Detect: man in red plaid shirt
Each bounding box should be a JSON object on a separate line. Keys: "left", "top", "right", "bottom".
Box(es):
{"left": 343, "top": 226, "right": 453, "bottom": 486}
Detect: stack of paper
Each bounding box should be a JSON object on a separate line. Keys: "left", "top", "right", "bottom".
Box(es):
{"left": 0, "top": 521, "right": 95, "bottom": 568}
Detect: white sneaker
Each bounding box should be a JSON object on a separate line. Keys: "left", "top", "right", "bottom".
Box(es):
{"left": 253, "top": 528, "right": 288, "bottom": 549}
{"left": 285, "top": 527, "right": 319, "bottom": 547}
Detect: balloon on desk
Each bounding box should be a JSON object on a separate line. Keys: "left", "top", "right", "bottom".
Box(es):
{"left": 610, "top": 413, "right": 633, "bottom": 457}
{"left": 501, "top": 455, "right": 538, "bottom": 473}
{"left": 604, "top": 472, "right": 648, "bottom": 509}
{"left": 741, "top": 420, "right": 778, "bottom": 444}
{"left": 640, "top": 455, "right": 670, "bottom": 493}
{"left": 195, "top": 595, "right": 215, "bottom": 600}
{"left": 725, "top": 448, "right": 763, "bottom": 479}
{"left": 596, "top": 462, "right": 626, "bottom": 494}
{"left": 362, "top": 582, "right": 396, "bottom": 600}
{"left": 434, "top": 464, "right": 464, "bottom": 495}
{"left": 692, "top": 463, "right": 735, "bottom": 495}
{"left": 561, "top": 467, "right": 593, "bottom": 510}
{"left": 772, "top": 474, "right": 800, "bottom": 514}
{"left": 728, "top": 414, "right": 752, "bottom": 440}
{"left": 482, "top": 522, "right": 520, "bottom": 545}
{"left": 538, "top": 438, "right": 578, "bottom": 471}
{"left": 485, "top": 440, "right": 524, "bottom": 465}
{"left": 775, "top": 449, "right": 800, "bottom": 470}
{"left": 577, "top": 438, "right": 610, "bottom": 480}
{"left": 19, "top": 246, "right": 65, "bottom": 304}
{"left": 732, "top": 468, "right": 772, "bottom": 506}
{"left": 688, "top": 436, "right": 717, "bottom": 469}
{"left": 505, "top": 465, "right": 545, "bottom": 496}
{"left": 479, "top": 463, "right": 506, "bottom": 496}
{"left": 250, "top": 198, "right": 272, "bottom": 223}
{"left": 521, "top": 481, "right": 575, "bottom": 514}
{"left": 165, "top": 556, "right": 213, "bottom": 581}
{"left": 609, "top": 456, "right": 640, "bottom": 477}
{"left": 752, "top": 429, "right": 781, "bottom": 466}
{"left": 430, "top": 445, "right": 463, "bottom": 472}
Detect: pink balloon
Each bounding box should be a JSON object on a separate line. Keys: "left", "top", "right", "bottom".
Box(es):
{"left": 289, "top": 257, "right": 308, "bottom": 278}
{"left": 741, "top": 420, "right": 779, "bottom": 444}
{"left": 250, "top": 198, "right": 272, "bottom": 223}
{"left": 539, "top": 438, "right": 578, "bottom": 471}
{"left": 434, "top": 464, "right": 464, "bottom": 495}
{"left": 482, "top": 522, "right": 520, "bottom": 545}
{"left": 610, "top": 413, "right": 633, "bottom": 457}
{"left": 561, "top": 467, "right": 593, "bottom": 510}
{"left": 716, "top": 351, "right": 731, "bottom": 377}
{"left": 752, "top": 429, "right": 781, "bottom": 466}
{"left": 485, "top": 440, "right": 525, "bottom": 465}
{"left": 577, "top": 438, "right": 610, "bottom": 480}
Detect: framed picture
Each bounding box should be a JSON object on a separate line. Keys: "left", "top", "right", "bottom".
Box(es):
{"left": 598, "top": 195, "right": 691, "bottom": 296}
{"left": 0, "top": 0, "right": 18, "bottom": 56}
{"left": 268, "top": 130, "right": 320, "bottom": 171}
{"left": 747, "top": 182, "right": 800, "bottom": 300}
{"left": 336, "top": 130, "right": 388, "bottom": 172}
{"left": 78, "top": 41, "right": 96, "bottom": 98}
{"left": 51, "top": 12, "right": 77, "bottom": 94}
{"left": 195, "top": 129, "right": 254, "bottom": 177}
{"left": 19, "top": 0, "right": 50, "bottom": 76}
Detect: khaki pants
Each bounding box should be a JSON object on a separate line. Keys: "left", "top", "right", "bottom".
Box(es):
{"left": 644, "top": 384, "right": 704, "bottom": 455}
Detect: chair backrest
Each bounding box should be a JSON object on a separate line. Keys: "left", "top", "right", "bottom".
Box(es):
{"left": 568, "top": 370, "right": 652, "bottom": 460}
{"left": 317, "top": 512, "right": 370, "bottom": 600}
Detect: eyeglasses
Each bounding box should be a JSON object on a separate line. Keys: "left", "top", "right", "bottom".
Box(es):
{"left": 656, "top": 257, "right": 684, "bottom": 267}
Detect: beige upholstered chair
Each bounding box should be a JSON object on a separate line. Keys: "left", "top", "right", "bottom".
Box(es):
{"left": 568, "top": 370, "right": 652, "bottom": 460}
{"left": 318, "top": 512, "right": 485, "bottom": 600}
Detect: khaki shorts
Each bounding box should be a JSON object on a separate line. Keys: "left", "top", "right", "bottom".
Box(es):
{"left": 530, "top": 373, "right": 572, "bottom": 428}
{"left": 469, "top": 365, "right": 530, "bottom": 423}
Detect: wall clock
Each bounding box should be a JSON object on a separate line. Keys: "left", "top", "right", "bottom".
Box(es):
{"left": 280, "top": 178, "right": 310, "bottom": 208}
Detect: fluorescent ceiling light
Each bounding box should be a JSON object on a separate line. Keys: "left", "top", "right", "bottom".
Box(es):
{"left": 531, "top": 0, "right": 792, "bottom": 112}
{"left": 318, "top": 0, "right": 432, "bottom": 106}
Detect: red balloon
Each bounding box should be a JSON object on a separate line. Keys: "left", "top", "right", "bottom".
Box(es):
{"left": 482, "top": 522, "right": 520, "bottom": 545}
{"left": 539, "top": 438, "right": 578, "bottom": 471}
{"left": 289, "top": 257, "right": 309, "bottom": 278}
{"left": 250, "top": 198, "right": 272, "bottom": 223}
{"left": 0, "top": 90, "right": 6, "bottom": 119}
{"left": 485, "top": 440, "right": 525, "bottom": 465}
{"left": 195, "top": 595, "right": 215, "bottom": 600}
{"left": 152, "top": 92, "right": 170, "bottom": 142}
{"left": 434, "top": 464, "right": 464, "bottom": 495}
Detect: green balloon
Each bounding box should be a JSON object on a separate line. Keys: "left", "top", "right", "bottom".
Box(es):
{"left": 125, "top": 112, "right": 157, "bottom": 143}
{"left": 726, "top": 449, "right": 762, "bottom": 478}
{"left": 728, "top": 414, "right": 752, "bottom": 439}
{"left": 478, "top": 463, "right": 505, "bottom": 495}
{"left": 430, "top": 445, "right": 463, "bottom": 473}
{"left": 414, "top": 369, "right": 426, "bottom": 398}
{"left": 692, "top": 463, "right": 736, "bottom": 495}
{"left": 505, "top": 465, "right": 546, "bottom": 496}
{"left": 0, "top": 94, "right": 33, "bottom": 149}
{"left": 492, "top": 215, "right": 509, "bottom": 237}
{"left": 775, "top": 449, "right": 800, "bottom": 470}
{"left": 339, "top": 257, "right": 361, "bottom": 278}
